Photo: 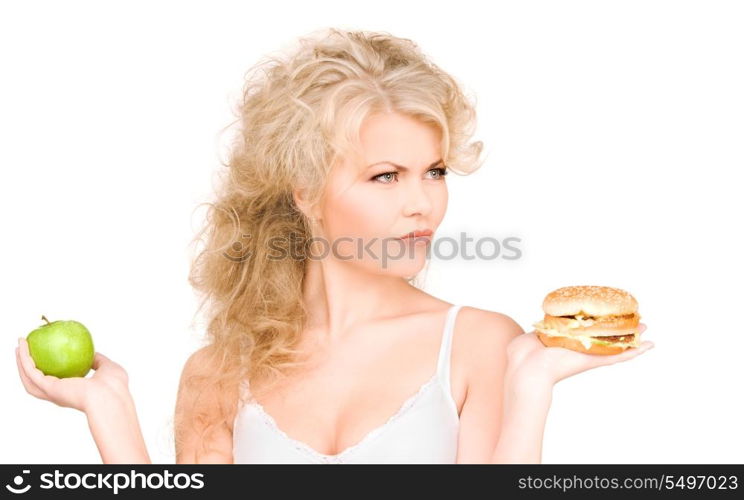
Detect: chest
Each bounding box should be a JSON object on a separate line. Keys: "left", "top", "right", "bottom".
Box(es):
{"left": 240, "top": 315, "right": 467, "bottom": 457}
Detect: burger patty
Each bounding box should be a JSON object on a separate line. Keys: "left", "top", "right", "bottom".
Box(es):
{"left": 559, "top": 313, "right": 636, "bottom": 321}
{"left": 591, "top": 334, "right": 635, "bottom": 343}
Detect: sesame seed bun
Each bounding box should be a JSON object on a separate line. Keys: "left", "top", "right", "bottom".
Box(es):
{"left": 543, "top": 285, "right": 638, "bottom": 317}
{"left": 533, "top": 285, "right": 642, "bottom": 355}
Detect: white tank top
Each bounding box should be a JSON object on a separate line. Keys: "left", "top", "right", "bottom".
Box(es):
{"left": 232, "top": 304, "right": 463, "bottom": 464}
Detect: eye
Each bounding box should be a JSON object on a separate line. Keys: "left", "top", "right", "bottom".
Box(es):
{"left": 371, "top": 171, "right": 398, "bottom": 184}
{"left": 428, "top": 167, "right": 449, "bottom": 180}
{"left": 371, "top": 166, "right": 449, "bottom": 184}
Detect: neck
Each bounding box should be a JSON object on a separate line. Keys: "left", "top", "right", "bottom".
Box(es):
{"left": 301, "top": 256, "right": 419, "bottom": 342}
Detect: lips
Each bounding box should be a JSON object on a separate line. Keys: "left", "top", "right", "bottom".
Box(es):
{"left": 397, "top": 229, "right": 433, "bottom": 240}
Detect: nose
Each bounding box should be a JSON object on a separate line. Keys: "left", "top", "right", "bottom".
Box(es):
{"left": 401, "top": 178, "right": 433, "bottom": 217}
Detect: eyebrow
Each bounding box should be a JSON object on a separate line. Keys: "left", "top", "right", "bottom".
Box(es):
{"left": 365, "top": 159, "right": 444, "bottom": 172}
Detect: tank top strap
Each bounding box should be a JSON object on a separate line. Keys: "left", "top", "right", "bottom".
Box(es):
{"left": 435, "top": 304, "right": 463, "bottom": 397}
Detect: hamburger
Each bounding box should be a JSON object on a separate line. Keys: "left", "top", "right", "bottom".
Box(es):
{"left": 533, "top": 285, "right": 642, "bottom": 355}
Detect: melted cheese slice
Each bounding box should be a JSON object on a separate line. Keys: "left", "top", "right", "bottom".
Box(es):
{"left": 536, "top": 315, "right": 596, "bottom": 330}
{"left": 572, "top": 314, "right": 596, "bottom": 327}
{"left": 532, "top": 322, "right": 639, "bottom": 349}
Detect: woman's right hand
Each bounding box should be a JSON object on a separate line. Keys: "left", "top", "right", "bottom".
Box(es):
{"left": 15, "top": 337, "right": 130, "bottom": 414}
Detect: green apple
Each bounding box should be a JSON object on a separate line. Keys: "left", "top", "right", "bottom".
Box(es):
{"left": 26, "top": 315, "right": 95, "bottom": 378}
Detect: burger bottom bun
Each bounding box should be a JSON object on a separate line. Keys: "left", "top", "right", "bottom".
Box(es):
{"left": 536, "top": 332, "right": 632, "bottom": 356}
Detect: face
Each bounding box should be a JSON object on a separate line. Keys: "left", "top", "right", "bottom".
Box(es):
{"left": 313, "top": 112, "right": 448, "bottom": 277}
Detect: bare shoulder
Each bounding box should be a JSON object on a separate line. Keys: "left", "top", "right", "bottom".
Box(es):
{"left": 177, "top": 345, "right": 221, "bottom": 394}
{"left": 457, "top": 306, "right": 525, "bottom": 348}
{"left": 177, "top": 344, "right": 237, "bottom": 414}
{"left": 175, "top": 345, "right": 234, "bottom": 464}
{"left": 180, "top": 345, "right": 214, "bottom": 378}
{"left": 180, "top": 345, "right": 204, "bottom": 371}
{"left": 454, "top": 306, "right": 524, "bottom": 382}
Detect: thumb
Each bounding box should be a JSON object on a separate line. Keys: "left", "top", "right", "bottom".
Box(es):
{"left": 91, "top": 352, "right": 110, "bottom": 370}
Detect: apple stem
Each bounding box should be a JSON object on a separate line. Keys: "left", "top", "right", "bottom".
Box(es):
{"left": 41, "top": 315, "right": 51, "bottom": 326}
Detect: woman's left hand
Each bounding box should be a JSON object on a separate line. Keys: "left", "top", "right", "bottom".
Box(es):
{"left": 505, "top": 323, "right": 654, "bottom": 387}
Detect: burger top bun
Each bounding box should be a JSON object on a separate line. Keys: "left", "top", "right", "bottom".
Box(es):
{"left": 542, "top": 285, "right": 638, "bottom": 317}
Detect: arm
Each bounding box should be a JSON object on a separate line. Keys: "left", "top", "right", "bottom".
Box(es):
{"left": 85, "top": 344, "right": 236, "bottom": 464}
{"left": 85, "top": 388, "right": 151, "bottom": 464}
{"left": 454, "top": 309, "right": 527, "bottom": 463}
{"left": 174, "top": 346, "right": 234, "bottom": 464}
{"left": 490, "top": 370, "right": 553, "bottom": 464}
{"left": 490, "top": 324, "right": 653, "bottom": 463}
{"left": 15, "top": 338, "right": 151, "bottom": 464}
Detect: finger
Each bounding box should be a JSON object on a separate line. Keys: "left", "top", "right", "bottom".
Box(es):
{"left": 16, "top": 346, "right": 40, "bottom": 393}
{"left": 16, "top": 347, "right": 45, "bottom": 399}
{"left": 17, "top": 338, "right": 41, "bottom": 377}
{"left": 92, "top": 353, "right": 102, "bottom": 370}
{"left": 634, "top": 340, "right": 655, "bottom": 352}
{"left": 602, "top": 341, "right": 655, "bottom": 364}
{"left": 637, "top": 323, "right": 648, "bottom": 335}
{"left": 91, "top": 352, "right": 112, "bottom": 371}
{"left": 17, "top": 338, "right": 55, "bottom": 391}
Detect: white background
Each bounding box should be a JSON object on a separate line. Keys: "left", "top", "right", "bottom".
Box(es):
{"left": 1, "top": 0, "right": 742, "bottom": 464}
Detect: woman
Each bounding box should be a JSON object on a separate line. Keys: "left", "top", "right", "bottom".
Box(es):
{"left": 15, "top": 28, "right": 653, "bottom": 464}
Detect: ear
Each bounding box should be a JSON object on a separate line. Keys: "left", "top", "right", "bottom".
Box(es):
{"left": 292, "top": 187, "right": 319, "bottom": 221}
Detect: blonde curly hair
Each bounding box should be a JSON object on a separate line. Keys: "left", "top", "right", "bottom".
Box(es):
{"left": 175, "top": 27, "right": 484, "bottom": 462}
